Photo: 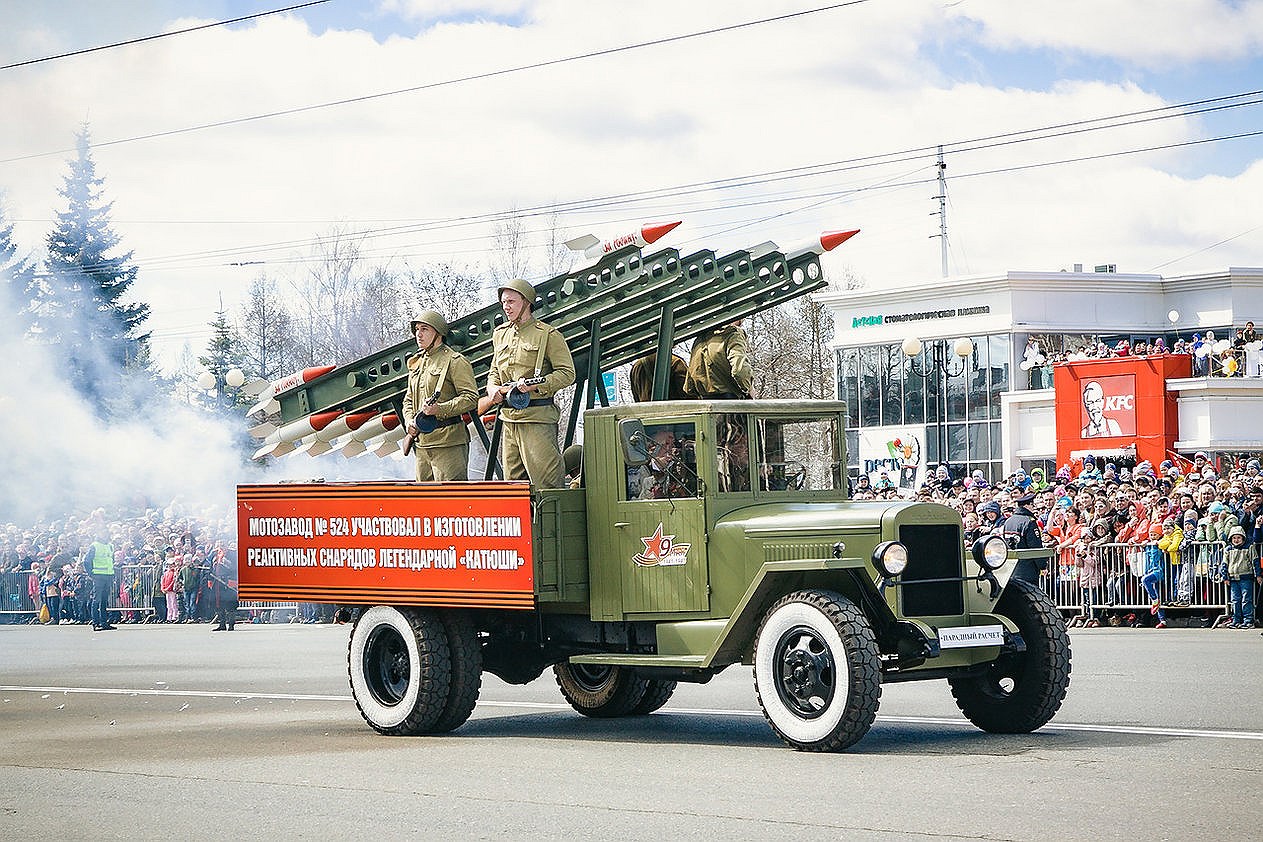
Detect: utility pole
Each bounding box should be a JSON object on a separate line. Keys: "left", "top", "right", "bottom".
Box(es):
{"left": 930, "top": 145, "right": 949, "bottom": 277}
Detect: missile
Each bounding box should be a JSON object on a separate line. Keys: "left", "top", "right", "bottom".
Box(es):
{"left": 252, "top": 410, "right": 342, "bottom": 460}
{"left": 337, "top": 412, "right": 401, "bottom": 457}
{"left": 565, "top": 220, "right": 682, "bottom": 260}
{"left": 784, "top": 228, "right": 860, "bottom": 261}
{"left": 294, "top": 411, "right": 378, "bottom": 456}
{"left": 246, "top": 366, "right": 337, "bottom": 417}
{"left": 369, "top": 426, "right": 406, "bottom": 457}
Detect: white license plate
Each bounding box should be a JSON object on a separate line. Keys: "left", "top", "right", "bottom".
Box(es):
{"left": 937, "top": 624, "right": 1005, "bottom": 649}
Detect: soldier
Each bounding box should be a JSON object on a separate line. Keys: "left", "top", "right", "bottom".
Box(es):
{"left": 684, "top": 318, "right": 756, "bottom": 399}
{"left": 482, "top": 279, "right": 575, "bottom": 488}
{"left": 1003, "top": 491, "right": 1048, "bottom": 583}
{"left": 402, "top": 309, "right": 480, "bottom": 482}
{"left": 629, "top": 351, "right": 687, "bottom": 401}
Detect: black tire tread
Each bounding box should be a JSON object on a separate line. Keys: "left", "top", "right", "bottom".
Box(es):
{"left": 948, "top": 577, "right": 1072, "bottom": 733}
{"left": 553, "top": 663, "right": 648, "bottom": 718}
{"left": 431, "top": 610, "right": 483, "bottom": 733}
{"left": 629, "top": 679, "right": 677, "bottom": 715}
{"left": 754, "top": 589, "right": 881, "bottom": 752}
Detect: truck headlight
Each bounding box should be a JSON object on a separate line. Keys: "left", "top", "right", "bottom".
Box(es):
{"left": 872, "top": 541, "right": 908, "bottom": 577}
{"left": 973, "top": 536, "right": 1008, "bottom": 571}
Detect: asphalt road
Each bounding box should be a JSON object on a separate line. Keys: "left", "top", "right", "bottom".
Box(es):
{"left": 2, "top": 621, "right": 1260, "bottom": 841}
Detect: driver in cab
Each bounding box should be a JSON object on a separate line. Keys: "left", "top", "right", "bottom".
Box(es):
{"left": 627, "top": 427, "right": 696, "bottom": 500}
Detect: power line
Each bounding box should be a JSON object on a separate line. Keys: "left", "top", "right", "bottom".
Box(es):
{"left": 113, "top": 90, "right": 1263, "bottom": 271}
{"left": 0, "top": 1, "right": 874, "bottom": 163}
{"left": 1, "top": 1, "right": 331, "bottom": 71}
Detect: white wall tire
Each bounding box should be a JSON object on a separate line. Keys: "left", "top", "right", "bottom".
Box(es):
{"left": 754, "top": 590, "right": 881, "bottom": 751}
{"left": 348, "top": 605, "right": 452, "bottom": 735}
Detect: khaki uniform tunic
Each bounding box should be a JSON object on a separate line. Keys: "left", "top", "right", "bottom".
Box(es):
{"left": 489, "top": 317, "right": 575, "bottom": 487}
{"left": 402, "top": 343, "right": 479, "bottom": 482}
{"left": 685, "top": 324, "right": 753, "bottom": 398}
{"left": 629, "top": 352, "right": 688, "bottom": 402}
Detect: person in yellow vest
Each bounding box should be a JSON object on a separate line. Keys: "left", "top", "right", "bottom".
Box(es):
{"left": 83, "top": 527, "right": 116, "bottom": 631}
{"left": 481, "top": 278, "right": 575, "bottom": 488}
{"left": 684, "top": 318, "right": 756, "bottom": 399}
{"left": 629, "top": 351, "right": 688, "bottom": 401}
{"left": 402, "top": 309, "right": 480, "bottom": 482}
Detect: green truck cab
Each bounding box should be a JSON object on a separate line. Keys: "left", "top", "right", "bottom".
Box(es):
{"left": 323, "top": 398, "right": 1071, "bottom": 752}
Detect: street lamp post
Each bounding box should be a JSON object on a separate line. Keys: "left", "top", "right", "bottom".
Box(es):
{"left": 901, "top": 336, "right": 974, "bottom": 475}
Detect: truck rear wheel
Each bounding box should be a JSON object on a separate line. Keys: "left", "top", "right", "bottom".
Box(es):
{"left": 948, "top": 578, "right": 1072, "bottom": 733}
{"left": 430, "top": 610, "right": 483, "bottom": 733}
{"left": 629, "top": 679, "right": 677, "bottom": 715}
{"left": 348, "top": 606, "right": 451, "bottom": 735}
{"left": 754, "top": 589, "right": 881, "bottom": 752}
{"left": 553, "top": 663, "right": 647, "bottom": 717}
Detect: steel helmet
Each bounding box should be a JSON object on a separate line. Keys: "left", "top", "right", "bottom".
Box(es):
{"left": 498, "top": 278, "right": 536, "bottom": 304}
{"left": 409, "top": 309, "right": 449, "bottom": 337}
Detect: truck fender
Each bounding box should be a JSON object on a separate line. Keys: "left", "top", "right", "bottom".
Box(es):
{"left": 705, "top": 558, "right": 895, "bottom": 667}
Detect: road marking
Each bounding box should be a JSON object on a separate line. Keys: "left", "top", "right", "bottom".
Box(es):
{"left": 6, "top": 685, "right": 1263, "bottom": 742}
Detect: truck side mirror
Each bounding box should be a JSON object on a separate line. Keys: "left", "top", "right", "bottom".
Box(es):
{"left": 619, "top": 419, "right": 650, "bottom": 466}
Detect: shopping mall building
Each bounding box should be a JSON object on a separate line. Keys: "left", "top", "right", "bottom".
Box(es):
{"left": 817, "top": 265, "right": 1263, "bottom": 490}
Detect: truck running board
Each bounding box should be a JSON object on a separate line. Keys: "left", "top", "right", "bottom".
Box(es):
{"left": 568, "top": 653, "right": 708, "bottom": 669}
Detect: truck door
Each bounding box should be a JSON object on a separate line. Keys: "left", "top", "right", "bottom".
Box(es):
{"left": 615, "top": 420, "right": 709, "bottom": 614}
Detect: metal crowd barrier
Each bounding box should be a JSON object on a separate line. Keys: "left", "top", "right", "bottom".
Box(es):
{"left": 0, "top": 564, "right": 224, "bottom": 623}
{"left": 1044, "top": 540, "right": 1231, "bottom": 613}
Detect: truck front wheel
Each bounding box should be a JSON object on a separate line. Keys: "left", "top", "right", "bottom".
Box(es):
{"left": 947, "top": 578, "right": 1072, "bottom": 733}
{"left": 754, "top": 589, "right": 881, "bottom": 752}
{"left": 553, "top": 663, "right": 647, "bottom": 717}
{"left": 348, "top": 606, "right": 452, "bottom": 735}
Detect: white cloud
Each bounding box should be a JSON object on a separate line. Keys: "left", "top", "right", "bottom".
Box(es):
{"left": 946, "top": 0, "right": 1263, "bottom": 66}
{"left": 0, "top": 0, "right": 1257, "bottom": 376}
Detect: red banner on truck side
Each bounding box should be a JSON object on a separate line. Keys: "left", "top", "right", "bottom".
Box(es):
{"left": 237, "top": 482, "right": 535, "bottom": 609}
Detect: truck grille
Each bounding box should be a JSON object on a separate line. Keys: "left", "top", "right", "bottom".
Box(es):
{"left": 898, "top": 524, "right": 964, "bottom": 616}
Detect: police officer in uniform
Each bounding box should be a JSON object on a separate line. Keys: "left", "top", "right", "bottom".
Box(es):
{"left": 83, "top": 527, "right": 116, "bottom": 631}
{"left": 1003, "top": 491, "right": 1047, "bottom": 583}
{"left": 684, "top": 318, "right": 756, "bottom": 399}
{"left": 402, "top": 309, "right": 480, "bottom": 482}
{"left": 629, "top": 351, "right": 688, "bottom": 401}
{"left": 483, "top": 278, "right": 575, "bottom": 488}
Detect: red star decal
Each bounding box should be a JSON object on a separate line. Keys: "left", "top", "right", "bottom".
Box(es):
{"left": 640, "top": 523, "right": 671, "bottom": 561}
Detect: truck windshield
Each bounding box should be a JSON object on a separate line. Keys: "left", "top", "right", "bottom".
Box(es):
{"left": 755, "top": 416, "right": 843, "bottom": 492}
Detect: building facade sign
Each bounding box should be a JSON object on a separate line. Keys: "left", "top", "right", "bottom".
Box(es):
{"left": 851, "top": 305, "right": 991, "bottom": 329}
{"left": 855, "top": 426, "right": 926, "bottom": 495}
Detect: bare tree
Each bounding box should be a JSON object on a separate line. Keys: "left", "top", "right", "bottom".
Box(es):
{"left": 488, "top": 209, "right": 532, "bottom": 285}
{"left": 236, "top": 274, "right": 296, "bottom": 380}
{"left": 400, "top": 261, "right": 487, "bottom": 323}
{"left": 746, "top": 290, "right": 836, "bottom": 401}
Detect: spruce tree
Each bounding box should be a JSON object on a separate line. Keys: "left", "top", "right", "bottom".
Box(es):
{"left": 0, "top": 199, "right": 39, "bottom": 335}
{"left": 42, "top": 124, "right": 150, "bottom": 399}
{"left": 197, "top": 306, "right": 249, "bottom": 413}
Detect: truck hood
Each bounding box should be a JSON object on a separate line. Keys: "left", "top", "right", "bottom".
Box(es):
{"left": 716, "top": 500, "right": 959, "bottom": 540}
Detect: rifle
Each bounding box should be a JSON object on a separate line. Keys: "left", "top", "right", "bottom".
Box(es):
{"left": 401, "top": 388, "right": 441, "bottom": 456}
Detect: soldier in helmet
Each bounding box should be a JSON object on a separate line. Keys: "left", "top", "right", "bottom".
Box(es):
{"left": 684, "top": 318, "right": 756, "bottom": 399}
{"left": 402, "top": 309, "right": 479, "bottom": 482}
{"left": 481, "top": 279, "right": 575, "bottom": 488}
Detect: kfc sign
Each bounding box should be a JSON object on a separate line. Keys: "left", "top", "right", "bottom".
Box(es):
{"left": 1080, "top": 374, "right": 1136, "bottom": 438}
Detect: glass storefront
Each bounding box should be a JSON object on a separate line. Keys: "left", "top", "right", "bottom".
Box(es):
{"left": 837, "top": 335, "right": 1010, "bottom": 482}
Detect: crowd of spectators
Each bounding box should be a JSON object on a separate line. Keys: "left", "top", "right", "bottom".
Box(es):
{"left": 853, "top": 451, "right": 1263, "bottom": 631}
{"left": 0, "top": 501, "right": 238, "bottom": 626}
{"left": 1023, "top": 322, "right": 1263, "bottom": 385}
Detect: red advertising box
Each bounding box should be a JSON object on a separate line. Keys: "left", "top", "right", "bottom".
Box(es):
{"left": 237, "top": 482, "right": 535, "bottom": 609}
{"left": 1054, "top": 354, "right": 1190, "bottom": 471}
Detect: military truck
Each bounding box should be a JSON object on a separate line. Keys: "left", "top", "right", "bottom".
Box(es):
{"left": 236, "top": 225, "right": 1069, "bottom": 751}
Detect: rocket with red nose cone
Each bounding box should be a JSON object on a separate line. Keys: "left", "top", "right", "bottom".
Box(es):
{"left": 252, "top": 410, "right": 343, "bottom": 460}
{"left": 247, "top": 366, "right": 336, "bottom": 417}
{"left": 565, "top": 220, "right": 682, "bottom": 260}
{"left": 783, "top": 229, "right": 860, "bottom": 260}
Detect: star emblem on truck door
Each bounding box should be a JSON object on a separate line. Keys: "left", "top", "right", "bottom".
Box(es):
{"left": 633, "top": 523, "right": 690, "bottom": 567}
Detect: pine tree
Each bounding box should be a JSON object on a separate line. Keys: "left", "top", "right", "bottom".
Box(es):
{"left": 42, "top": 124, "right": 150, "bottom": 399}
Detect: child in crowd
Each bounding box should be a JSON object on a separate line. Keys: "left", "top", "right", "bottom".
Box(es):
{"left": 1223, "top": 526, "right": 1259, "bottom": 629}
{"left": 1141, "top": 523, "right": 1168, "bottom": 628}
{"left": 1073, "top": 518, "right": 1110, "bottom": 627}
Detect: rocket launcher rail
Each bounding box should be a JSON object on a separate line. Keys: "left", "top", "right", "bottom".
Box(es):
{"left": 264, "top": 229, "right": 856, "bottom": 443}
